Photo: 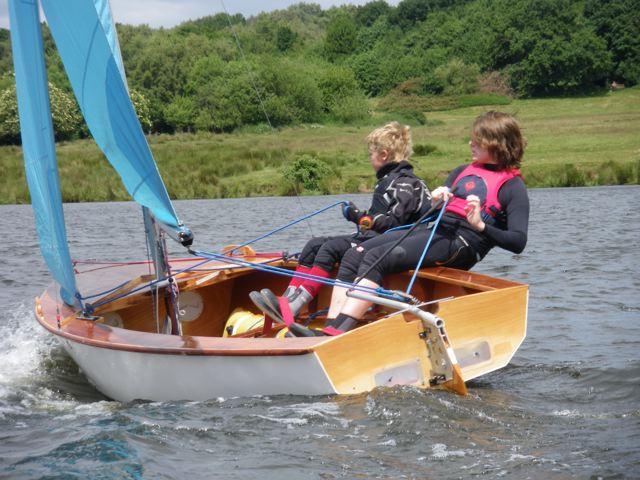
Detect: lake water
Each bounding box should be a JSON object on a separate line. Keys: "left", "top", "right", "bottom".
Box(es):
{"left": 0, "top": 186, "right": 638, "bottom": 479}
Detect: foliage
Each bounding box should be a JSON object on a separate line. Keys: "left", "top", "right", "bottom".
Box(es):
{"left": 0, "top": 83, "right": 83, "bottom": 144}
{"left": 0, "top": 0, "right": 636, "bottom": 143}
{"left": 423, "top": 59, "right": 481, "bottom": 95}
{"left": 2, "top": 87, "right": 639, "bottom": 203}
{"left": 355, "top": 1, "right": 391, "bottom": 27}
{"left": 129, "top": 89, "right": 153, "bottom": 132}
{"left": 276, "top": 25, "right": 297, "bottom": 52}
{"left": 324, "top": 13, "right": 358, "bottom": 60}
{"left": 583, "top": 0, "right": 640, "bottom": 85}
{"left": 413, "top": 143, "right": 438, "bottom": 156}
{"left": 282, "top": 154, "right": 332, "bottom": 192}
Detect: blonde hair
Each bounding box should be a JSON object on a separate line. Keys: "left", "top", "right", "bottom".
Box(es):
{"left": 366, "top": 121, "right": 413, "bottom": 163}
{"left": 471, "top": 111, "right": 526, "bottom": 169}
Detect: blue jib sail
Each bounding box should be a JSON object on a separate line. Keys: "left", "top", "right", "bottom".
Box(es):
{"left": 8, "top": 0, "right": 78, "bottom": 306}
{"left": 40, "top": 0, "right": 183, "bottom": 231}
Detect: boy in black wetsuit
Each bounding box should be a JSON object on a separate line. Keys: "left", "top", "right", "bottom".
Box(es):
{"left": 252, "top": 121, "right": 431, "bottom": 318}
{"left": 290, "top": 111, "right": 529, "bottom": 336}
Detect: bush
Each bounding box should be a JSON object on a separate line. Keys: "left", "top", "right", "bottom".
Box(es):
{"left": 413, "top": 143, "right": 438, "bottom": 156}
{"left": 477, "top": 71, "right": 514, "bottom": 97}
{"left": 317, "top": 66, "right": 360, "bottom": 110}
{"left": 282, "top": 154, "right": 332, "bottom": 192}
{"left": 165, "top": 95, "right": 197, "bottom": 132}
{"left": 130, "top": 89, "right": 153, "bottom": 132}
{"left": 0, "top": 83, "right": 83, "bottom": 144}
{"left": 433, "top": 59, "right": 481, "bottom": 96}
{"left": 329, "top": 95, "right": 370, "bottom": 123}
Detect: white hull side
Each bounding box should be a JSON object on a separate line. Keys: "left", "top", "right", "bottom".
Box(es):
{"left": 59, "top": 339, "right": 336, "bottom": 402}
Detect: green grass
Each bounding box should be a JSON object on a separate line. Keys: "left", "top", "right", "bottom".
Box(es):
{"left": 0, "top": 87, "right": 639, "bottom": 204}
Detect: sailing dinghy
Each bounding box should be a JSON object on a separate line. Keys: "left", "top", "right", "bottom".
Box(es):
{"left": 10, "top": 0, "right": 528, "bottom": 402}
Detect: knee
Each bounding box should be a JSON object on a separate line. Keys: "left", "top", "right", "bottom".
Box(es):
{"left": 359, "top": 245, "right": 407, "bottom": 284}
{"left": 336, "top": 246, "right": 365, "bottom": 281}
{"left": 300, "top": 237, "right": 326, "bottom": 267}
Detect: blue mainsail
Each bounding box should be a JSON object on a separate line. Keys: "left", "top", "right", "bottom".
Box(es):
{"left": 8, "top": 0, "right": 78, "bottom": 306}
{"left": 40, "top": 0, "right": 185, "bottom": 232}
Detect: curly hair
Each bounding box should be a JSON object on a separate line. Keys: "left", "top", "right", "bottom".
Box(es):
{"left": 366, "top": 121, "right": 413, "bottom": 163}
{"left": 472, "top": 111, "right": 526, "bottom": 169}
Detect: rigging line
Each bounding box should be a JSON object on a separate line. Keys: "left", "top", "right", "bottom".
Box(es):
{"left": 405, "top": 199, "right": 448, "bottom": 294}
{"left": 219, "top": 0, "right": 314, "bottom": 238}
{"left": 85, "top": 256, "right": 285, "bottom": 310}
{"left": 223, "top": 201, "right": 347, "bottom": 254}
{"left": 191, "top": 249, "right": 407, "bottom": 301}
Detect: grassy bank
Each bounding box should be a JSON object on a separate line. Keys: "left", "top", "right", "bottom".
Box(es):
{"left": 0, "top": 88, "right": 638, "bottom": 204}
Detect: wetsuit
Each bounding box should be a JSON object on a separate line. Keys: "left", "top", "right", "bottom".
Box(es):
{"left": 336, "top": 163, "right": 529, "bottom": 285}
{"left": 299, "top": 161, "right": 431, "bottom": 272}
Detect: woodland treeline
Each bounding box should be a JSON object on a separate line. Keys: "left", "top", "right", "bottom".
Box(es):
{"left": 0, "top": 0, "right": 637, "bottom": 143}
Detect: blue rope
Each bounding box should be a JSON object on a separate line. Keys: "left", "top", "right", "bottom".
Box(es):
{"left": 80, "top": 199, "right": 429, "bottom": 311}
{"left": 83, "top": 255, "right": 233, "bottom": 309}
{"left": 385, "top": 214, "right": 437, "bottom": 233}
{"left": 405, "top": 199, "right": 448, "bottom": 295}
{"left": 225, "top": 201, "right": 348, "bottom": 254}
{"left": 191, "top": 249, "right": 406, "bottom": 301}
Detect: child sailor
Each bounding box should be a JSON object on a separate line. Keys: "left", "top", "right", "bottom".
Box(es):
{"left": 251, "top": 121, "right": 431, "bottom": 319}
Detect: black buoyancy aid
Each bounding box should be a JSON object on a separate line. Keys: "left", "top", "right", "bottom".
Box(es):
{"left": 368, "top": 161, "right": 429, "bottom": 222}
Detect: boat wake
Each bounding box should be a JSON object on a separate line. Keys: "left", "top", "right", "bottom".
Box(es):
{"left": 0, "top": 303, "right": 105, "bottom": 417}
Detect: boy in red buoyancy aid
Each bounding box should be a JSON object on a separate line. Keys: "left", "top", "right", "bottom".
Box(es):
{"left": 289, "top": 111, "right": 530, "bottom": 337}
{"left": 250, "top": 122, "right": 431, "bottom": 321}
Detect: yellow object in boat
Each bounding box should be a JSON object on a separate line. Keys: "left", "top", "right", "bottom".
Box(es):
{"left": 223, "top": 308, "right": 264, "bottom": 337}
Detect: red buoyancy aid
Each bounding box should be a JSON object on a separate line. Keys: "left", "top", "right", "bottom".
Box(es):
{"left": 445, "top": 162, "right": 521, "bottom": 222}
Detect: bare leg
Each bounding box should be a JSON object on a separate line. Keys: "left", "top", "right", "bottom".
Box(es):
{"left": 327, "top": 285, "right": 348, "bottom": 318}
{"left": 339, "top": 279, "right": 380, "bottom": 319}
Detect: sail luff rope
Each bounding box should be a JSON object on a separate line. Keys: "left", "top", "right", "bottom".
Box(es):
{"left": 219, "top": 0, "right": 314, "bottom": 238}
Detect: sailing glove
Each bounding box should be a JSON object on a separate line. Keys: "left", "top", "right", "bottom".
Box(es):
{"left": 342, "top": 202, "right": 365, "bottom": 224}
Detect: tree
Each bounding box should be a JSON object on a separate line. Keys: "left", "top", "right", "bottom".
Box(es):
{"left": 324, "top": 13, "right": 358, "bottom": 60}
{"left": 355, "top": 1, "right": 391, "bottom": 27}
{"left": 276, "top": 25, "right": 297, "bottom": 52}
{"left": 390, "top": 0, "right": 464, "bottom": 27}
{"left": 492, "top": 0, "right": 612, "bottom": 95}
{"left": 164, "top": 95, "right": 197, "bottom": 132}
{"left": 584, "top": 0, "right": 640, "bottom": 85}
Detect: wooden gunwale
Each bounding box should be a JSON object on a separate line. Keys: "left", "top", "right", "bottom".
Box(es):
{"left": 35, "top": 294, "right": 324, "bottom": 356}
{"left": 35, "top": 255, "right": 525, "bottom": 357}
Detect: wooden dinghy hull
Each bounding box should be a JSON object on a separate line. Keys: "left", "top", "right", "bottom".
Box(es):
{"left": 34, "top": 255, "right": 528, "bottom": 402}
